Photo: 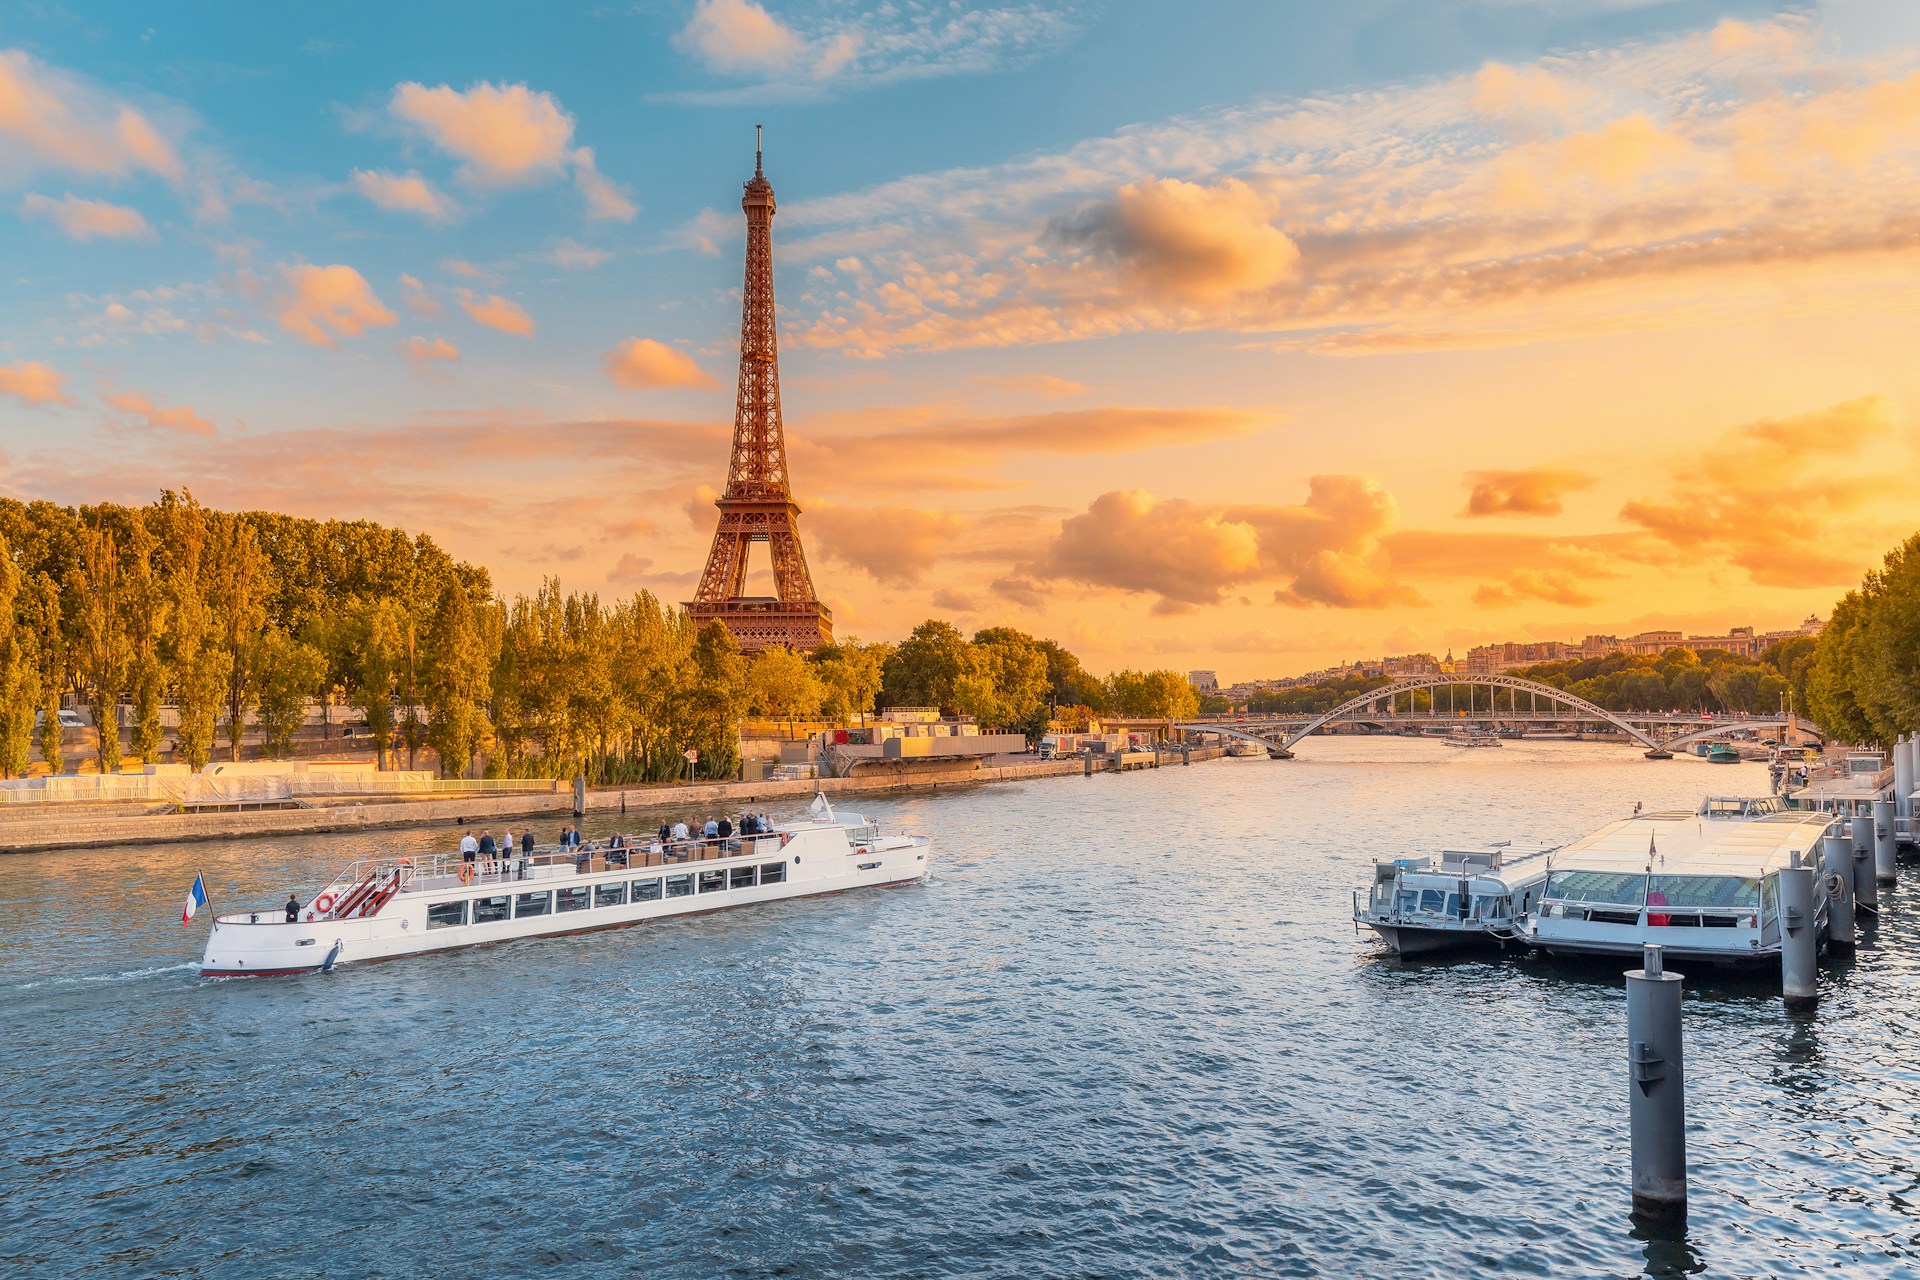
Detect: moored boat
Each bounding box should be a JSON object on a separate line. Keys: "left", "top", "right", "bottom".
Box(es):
{"left": 1352, "top": 841, "right": 1556, "bottom": 955}
{"left": 200, "top": 801, "right": 931, "bottom": 977}
{"left": 1515, "top": 797, "right": 1836, "bottom": 966}
{"left": 1224, "top": 739, "right": 1267, "bottom": 759}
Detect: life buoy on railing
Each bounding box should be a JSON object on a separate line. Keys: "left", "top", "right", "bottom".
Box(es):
{"left": 458, "top": 863, "right": 476, "bottom": 884}
{"left": 395, "top": 857, "right": 414, "bottom": 870}
{"left": 314, "top": 893, "right": 337, "bottom": 915}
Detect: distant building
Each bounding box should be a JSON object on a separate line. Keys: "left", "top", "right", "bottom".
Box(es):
{"left": 1187, "top": 670, "right": 1219, "bottom": 693}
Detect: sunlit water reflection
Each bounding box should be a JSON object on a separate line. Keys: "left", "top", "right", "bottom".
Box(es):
{"left": 2, "top": 738, "right": 1915, "bottom": 1278}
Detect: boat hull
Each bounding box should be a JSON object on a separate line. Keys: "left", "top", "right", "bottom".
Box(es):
{"left": 1358, "top": 919, "right": 1509, "bottom": 957}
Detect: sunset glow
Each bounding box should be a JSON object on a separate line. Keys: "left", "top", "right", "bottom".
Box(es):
{"left": 6, "top": 2, "right": 1920, "bottom": 678}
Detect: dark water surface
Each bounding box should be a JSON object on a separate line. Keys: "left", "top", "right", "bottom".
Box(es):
{"left": 4, "top": 740, "right": 1917, "bottom": 1278}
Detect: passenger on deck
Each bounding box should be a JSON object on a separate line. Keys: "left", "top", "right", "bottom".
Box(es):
{"left": 672, "top": 820, "right": 690, "bottom": 843}
{"left": 521, "top": 830, "right": 535, "bottom": 856}
{"left": 285, "top": 894, "right": 300, "bottom": 923}
{"left": 658, "top": 821, "right": 671, "bottom": 847}
{"left": 478, "top": 830, "right": 497, "bottom": 870}
{"left": 740, "top": 812, "right": 758, "bottom": 837}
{"left": 460, "top": 832, "right": 479, "bottom": 864}
{"left": 704, "top": 816, "right": 719, "bottom": 840}
{"left": 718, "top": 816, "right": 733, "bottom": 850}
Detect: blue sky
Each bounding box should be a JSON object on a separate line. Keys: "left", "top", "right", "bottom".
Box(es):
{"left": 5, "top": 2, "right": 1920, "bottom": 677}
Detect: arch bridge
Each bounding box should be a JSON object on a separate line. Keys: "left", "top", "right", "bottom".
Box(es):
{"left": 1176, "top": 674, "right": 1821, "bottom": 758}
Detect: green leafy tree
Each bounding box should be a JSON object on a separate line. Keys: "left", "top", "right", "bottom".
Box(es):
{"left": 342, "top": 597, "right": 406, "bottom": 770}
{"left": 0, "top": 546, "right": 37, "bottom": 778}
{"left": 688, "top": 622, "right": 746, "bottom": 779}
{"left": 253, "top": 629, "right": 326, "bottom": 759}
{"left": 424, "top": 583, "right": 494, "bottom": 778}
{"left": 207, "top": 513, "right": 271, "bottom": 760}
{"left": 74, "top": 519, "right": 128, "bottom": 773}
{"left": 746, "top": 646, "right": 823, "bottom": 729}
{"left": 27, "top": 574, "right": 64, "bottom": 774}
{"left": 880, "top": 620, "right": 971, "bottom": 713}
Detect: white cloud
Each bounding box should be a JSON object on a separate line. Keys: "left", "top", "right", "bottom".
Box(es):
{"left": 0, "top": 50, "right": 184, "bottom": 184}
{"left": 351, "top": 169, "right": 458, "bottom": 223}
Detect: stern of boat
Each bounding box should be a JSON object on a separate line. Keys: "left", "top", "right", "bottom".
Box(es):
{"left": 201, "top": 914, "right": 348, "bottom": 978}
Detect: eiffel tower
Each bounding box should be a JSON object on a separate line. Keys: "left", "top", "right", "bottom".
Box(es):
{"left": 686, "top": 129, "right": 833, "bottom": 653}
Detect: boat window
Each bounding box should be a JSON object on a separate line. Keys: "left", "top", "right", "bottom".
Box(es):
{"left": 556, "top": 886, "right": 590, "bottom": 913}
{"left": 515, "top": 891, "right": 552, "bottom": 918}
{"left": 472, "top": 895, "right": 510, "bottom": 924}
{"left": 730, "top": 865, "right": 757, "bottom": 890}
{"left": 1417, "top": 889, "right": 1447, "bottom": 914}
{"left": 1392, "top": 890, "right": 1417, "bottom": 914}
{"left": 1544, "top": 871, "right": 1647, "bottom": 906}
{"left": 595, "top": 882, "right": 627, "bottom": 909}
{"left": 698, "top": 869, "right": 727, "bottom": 894}
{"left": 1647, "top": 875, "right": 1761, "bottom": 910}
{"left": 760, "top": 861, "right": 786, "bottom": 885}
{"left": 634, "top": 877, "right": 663, "bottom": 902}
{"left": 427, "top": 900, "right": 468, "bottom": 929}
{"left": 665, "top": 874, "right": 693, "bottom": 898}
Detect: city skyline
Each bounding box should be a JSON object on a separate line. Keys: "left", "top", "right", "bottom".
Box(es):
{"left": 5, "top": 2, "right": 1920, "bottom": 674}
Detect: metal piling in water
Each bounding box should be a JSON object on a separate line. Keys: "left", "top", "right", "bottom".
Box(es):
{"left": 1874, "top": 798, "right": 1897, "bottom": 885}
{"left": 1824, "top": 832, "right": 1855, "bottom": 950}
{"left": 1851, "top": 811, "right": 1878, "bottom": 915}
{"left": 1626, "top": 943, "right": 1686, "bottom": 1222}
{"left": 1779, "top": 855, "right": 1818, "bottom": 1004}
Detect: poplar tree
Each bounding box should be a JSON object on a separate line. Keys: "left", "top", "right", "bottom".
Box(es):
{"left": 75, "top": 519, "right": 128, "bottom": 773}
{"left": 121, "top": 513, "right": 168, "bottom": 764}
{"left": 206, "top": 513, "right": 270, "bottom": 760}
{"left": 424, "top": 582, "right": 492, "bottom": 778}
{"left": 253, "top": 629, "right": 326, "bottom": 758}
{"left": 343, "top": 597, "right": 405, "bottom": 770}
{"left": 0, "top": 547, "right": 37, "bottom": 778}
{"left": 163, "top": 495, "right": 222, "bottom": 771}
{"left": 27, "top": 574, "right": 64, "bottom": 774}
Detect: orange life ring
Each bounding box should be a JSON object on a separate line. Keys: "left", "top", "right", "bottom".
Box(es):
{"left": 314, "top": 893, "right": 337, "bottom": 914}
{"left": 396, "top": 857, "right": 414, "bottom": 870}
{"left": 457, "top": 863, "right": 476, "bottom": 884}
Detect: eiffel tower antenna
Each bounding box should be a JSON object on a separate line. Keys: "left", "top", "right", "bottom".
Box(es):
{"left": 684, "top": 131, "right": 833, "bottom": 653}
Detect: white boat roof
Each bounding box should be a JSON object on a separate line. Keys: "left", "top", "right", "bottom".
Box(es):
{"left": 1550, "top": 811, "right": 1833, "bottom": 877}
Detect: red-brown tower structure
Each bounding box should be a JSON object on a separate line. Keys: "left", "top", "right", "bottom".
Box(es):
{"left": 686, "top": 129, "right": 833, "bottom": 652}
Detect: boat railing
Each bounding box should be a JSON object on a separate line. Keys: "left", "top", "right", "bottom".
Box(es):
{"left": 314, "top": 834, "right": 804, "bottom": 903}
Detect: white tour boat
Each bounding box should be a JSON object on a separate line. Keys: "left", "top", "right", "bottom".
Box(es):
{"left": 1443, "top": 728, "right": 1502, "bottom": 748}
{"left": 200, "top": 799, "right": 931, "bottom": 977}
{"left": 1352, "top": 841, "right": 1557, "bottom": 956}
{"left": 1224, "top": 739, "right": 1268, "bottom": 759}
{"left": 1516, "top": 796, "right": 1837, "bottom": 966}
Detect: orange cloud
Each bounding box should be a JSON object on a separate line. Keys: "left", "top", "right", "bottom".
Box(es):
{"left": 1055, "top": 176, "right": 1299, "bottom": 302}
{"left": 352, "top": 169, "right": 458, "bottom": 223}
{"left": 103, "top": 389, "right": 215, "bottom": 437}
{"left": 459, "top": 291, "right": 534, "bottom": 336}
{"left": 676, "top": 0, "right": 805, "bottom": 77}
{"left": 398, "top": 274, "right": 442, "bottom": 318}
{"left": 968, "top": 374, "right": 1088, "bottom": 398}
{"left": 1473, "top": 571, "right": 1600, "bottom": 608}
{"left": 276, "top": 263, "right": 398, "bottom": 348}
{"left": 807, "top": 502, "right": 968, "bottom": 586}
{"left": 0, "top": 50, "right": 183, "bottom": 182}
{"left": 389, "top": 81, "right": 574, "bottom": 184}
{"left": 1045, "top": 489, "right": 1262, "bottom": 611}
{"left": 19, "top": 192, "right": 153, "bottom": 240}
{"left": 1618, "top": 396, "right": 1903, "bottom": 588}
{"left": 399, "top": 335, "right": 460, "bottom": 376}
{"left": 0, "top": 360, "right": 77, "bottom": 407}
{"left": 604, "top": 338, "right": 715, "bottom": 389}
{"left": 1462, "top": 468, "right": 1594, "bottom": 517}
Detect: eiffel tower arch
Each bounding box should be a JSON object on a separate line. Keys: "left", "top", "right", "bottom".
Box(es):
{"left": 686, "top": 130, "right": 833, "bottom": 653}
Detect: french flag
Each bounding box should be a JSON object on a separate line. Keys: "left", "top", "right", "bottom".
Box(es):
{"left": 182, "top": 874, "right": 208, "bottom": 926}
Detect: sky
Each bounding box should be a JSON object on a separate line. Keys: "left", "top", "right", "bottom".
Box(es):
{"left": 5, "top": 1, "right": 1920, "bottom": 681}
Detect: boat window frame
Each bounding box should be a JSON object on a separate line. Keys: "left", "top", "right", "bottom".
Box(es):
{"left": 634, "top": 877, "right": 663, "bottom": 902}
{"left": 760, "top": 861, "right": 786, "bottom": 885}
{"left": 664, "top": 874, "right": 693, "bottom": 898}
{"left": 472, "top": 894, "right": 510, "bottom": 924}
{"left": 515, "top": 890, "right": 553, "bottom": 919}
{"left": 595, "top": 881, "right": 628, "bottom": 909}
{"left": 426, "top": 900, "right": 468, "bottom": 929}
{"left": 556, "top": 885, "right": 591, "bottom": 914}
{"left": 729, "top": 865, "right": 757, "bottom": 890}
{"left": 697, "top": 868, "right": 727, "bottom": 894}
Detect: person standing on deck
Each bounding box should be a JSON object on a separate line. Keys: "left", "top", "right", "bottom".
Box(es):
{"left": 285, "top": 894, "right": 300, "bottom": 923}
{"left": 460, "top": 832, "right": 479, "bottom": 865}
{"left": 478, "top": 830, "right": 497, "bottom": 872}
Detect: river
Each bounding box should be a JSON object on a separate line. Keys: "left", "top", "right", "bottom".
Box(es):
{"left": 2, "top": 738, "right": 1915, "bottom": 1279}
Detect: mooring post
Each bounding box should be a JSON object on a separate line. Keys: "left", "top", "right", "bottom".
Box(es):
{"left": 1779, "top": 855, "right": 1818, "bottom": 1004}
{"left": 1896, "top": 734, "right": 1915, "bottom": 824}
{"left": 1851, "top": 809, "right": 1878, "bottom": 915}
{"left": 1083, "top": 749, "right": 1093, "bottom": 778}
{"left": 1181, "top": 742, "right": 1191, "bottom": 766}
{"left": 1824, "top": 832, "right": 1855, "bottom": 950}
{"left": 1874, "top": 798, "right": 1897, "bottom": 885}
{"left": 1626, "top": 942, "right": 1686, "bottom": 1220}
{"left": 572, "top": 774, "right": 586, "bottom": 818}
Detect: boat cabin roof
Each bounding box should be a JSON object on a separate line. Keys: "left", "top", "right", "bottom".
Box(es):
{"left": 1383, "top": 841, "right": 1556, "bottom": 889}
{"left": 1549, "top": 810, "right": 1833, "bottom": 878}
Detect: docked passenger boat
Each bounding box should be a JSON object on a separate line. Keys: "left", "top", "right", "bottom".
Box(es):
{"left": 200, "top": 800, "right": 931, "bottom": 977}
{"left": 1224, "top": 739, "right": 1267, "bottom": 759}
{"left": 1352, "top": 841, "right": 1557, "bottom": 956}
{"left": 1515, "top": 796, "right": 1837, "bottom": 966}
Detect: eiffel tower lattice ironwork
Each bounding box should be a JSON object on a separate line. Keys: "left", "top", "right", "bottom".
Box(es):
{"left": 686, "top": 129, "right": 833, "bottom": 653}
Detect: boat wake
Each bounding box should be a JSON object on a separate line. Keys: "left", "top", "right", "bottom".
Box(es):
{"left": 14, "top": 961, "right": 199, "bottom": 991}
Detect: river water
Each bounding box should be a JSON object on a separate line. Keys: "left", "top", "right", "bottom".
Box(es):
{"left": 3, "top": 739, "right": 1916, "bottom": 1279}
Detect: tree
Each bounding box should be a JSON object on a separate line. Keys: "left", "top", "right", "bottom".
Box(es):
{"left": 74, "top": 519, "right": 128, "bottom": 773}
{"left": 27, "top": 574, "right": 63, "bottom": 774}
{"left": 810, "top": 637, "right": 888, "bottom": 725}
{"left": 424, "top": 583, "right": 493, "bottom": 778}
{"left": 206, "top": 513, "right": 271, "bottom": 761}
{"left": 120, "top": 513, "right": 168, "bottom": 764}
{"left": 253, "top": 630, "right": 326, "bottom": 759}
{"left": 687, "top": 622, "right": 746, "bottom": 779}
{"left": 970, "top": 628, "right": 1050, "bottom": 735}
{"left": 341, "top": 597, "right": 406, "bottom": 770}
{"left": 881, "top": 620, "right": 971, "bottom": 713}
{"left": 746, "top": 646, "right": 822, "bottom": 729}
{"left": 0, "top": 545, "right": 37, "bottom": 778}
